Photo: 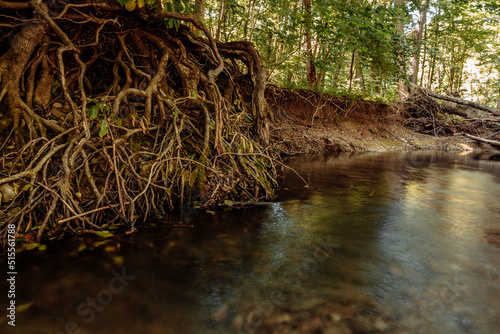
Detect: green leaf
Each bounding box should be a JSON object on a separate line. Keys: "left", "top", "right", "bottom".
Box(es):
{"left": 94, "top": 231, "right": 114, "bottom": 238}
{"left": 113, "top": 256, "right": 124, "bottom": 267}
{"left": 89, "top": 105, "right": 99, "bottom": 120}
{"left": 99, "top": 120, "right": 108, "bottom": 137}
{"left": 125, "top": 0, "right": 137, "bottom": 11}
{"left": 77, "top": 243, "right": 87, "bottom": 252}
{"left": 22, "top": 184, "right": 32, "bottom": 191}
{"left": 164, "top": 1, "right": 174, "bottom": 12}
{"left": 111, "top": 115, "right": 122, "bottom": 126}
{"left": 92, "top": 240, "right": 108, "bottom": 248}
{"left": 51, "top": 82, "right": 60, "bottom": 94}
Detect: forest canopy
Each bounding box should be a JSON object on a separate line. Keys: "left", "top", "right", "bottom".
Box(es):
{"left": 188, "top": 0, "right": 499, "bottom": 105}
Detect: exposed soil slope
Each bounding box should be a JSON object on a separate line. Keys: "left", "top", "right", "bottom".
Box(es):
{"left": 266, "top": 87, "right": 484, "bottom": 154}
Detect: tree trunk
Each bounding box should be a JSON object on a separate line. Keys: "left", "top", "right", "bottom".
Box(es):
{"left": 348, "top": 49, "right": 355, "bottom": 91}
{"left": 497, "top": 86, "right": 500, "bottom": 110}
{"left": 246, "top": 0, "right": 257, "bottom": 42}
{"left": 395, "top": 0, "right": 408, "bottom": 99}
{"left": 215, "top": 0, "right": 225, "bottom": 41}
{"left": 419, "top": 43, "right": 426, "bottom": 86}
{"left": 409, "top": 0, "right": 430, "bottom": 90}
{"left": 303, "top": 0, "right": 316, "bottom": 88}
{"left": 195, "top": 0, "right": 204, "bottom": 23}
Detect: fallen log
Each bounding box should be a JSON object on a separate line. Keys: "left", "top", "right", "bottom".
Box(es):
{"left": 423, "top": 89, "right": 500, "bottom": 117}
{"left": 464, "top": 134, "right": 500, "bottom": 148}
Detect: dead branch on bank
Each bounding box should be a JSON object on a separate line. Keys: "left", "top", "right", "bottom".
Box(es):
{"left": 463, "top": 134, "right": 500, "bottom": 148}
{"left": 0, "top": 0, "right": 277, "bottom": 241}
{"left": 423, "top": 89, "right": 500, "bottom": 117}
{"left": 402, "top": 88, "right": 500, "bottom": 137}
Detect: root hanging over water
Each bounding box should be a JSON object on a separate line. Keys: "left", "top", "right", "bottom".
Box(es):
{"left": 0, "top": 1, "right": 277, "bottom": 241}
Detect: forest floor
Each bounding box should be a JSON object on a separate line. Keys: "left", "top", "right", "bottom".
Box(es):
{"left": 267, "top": 87, "right": 497, "bottom": 155}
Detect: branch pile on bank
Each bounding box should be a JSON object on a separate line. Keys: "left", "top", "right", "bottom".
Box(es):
{"left": 402, "top": 88, "right": 500, "bottom": 140}
{"left": 0, "top": 1, "right": 278, "bottom": 241}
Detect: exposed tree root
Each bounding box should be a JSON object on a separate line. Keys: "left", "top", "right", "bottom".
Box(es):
{"left": 0, "top": 1, "right": 276, "bottom": 242}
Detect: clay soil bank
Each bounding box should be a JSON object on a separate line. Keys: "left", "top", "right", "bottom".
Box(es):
{"left": 267, "top": 87, "right": 483, "bottom": 155}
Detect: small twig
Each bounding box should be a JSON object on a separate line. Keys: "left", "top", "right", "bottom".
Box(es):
{"left": 313, "top": 245, "right": 330, "bottom": 258}
{"left": 0, "top": 127, "right": 14, "bottom": 152}
{"left": 0, "top": 143, "right": 68, "bottom": 185}
{"left": 485, "top": 130, "right": 500, "bottom": 139}
{"left": 36, "top": 181, "right": 80, "bottom": 218}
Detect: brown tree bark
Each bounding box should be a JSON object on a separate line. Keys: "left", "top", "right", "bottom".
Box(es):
{"left": 215, "top": 0, "right": 226, "bottom": 41}
{"left": 497, "top": 86, "right": 500, "bottom": 110}
{"left": 303, "top": 0, "right": 316, "bottom": 88}
{"left": 0, "top": 23, "right": 49, "bottom": 143}
{"left": 409, "top": 0, "right": 430, "bottom": 90}
{"left": 395, "top": 0, "right": 408, "bottom": 99}
{"left": 195, "top": 0, "right": 204, "bottom": 22}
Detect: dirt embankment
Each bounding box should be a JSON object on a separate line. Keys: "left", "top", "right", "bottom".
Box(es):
{"left": 266, "top": 86, "right": 491, "bottom": 155}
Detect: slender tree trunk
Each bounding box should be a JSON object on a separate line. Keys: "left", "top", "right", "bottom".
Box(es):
{"left": 215, "top": 0, "right": 225, "bottom": 41}
{"left": 427, "top": 53, "right": 435, "bottom": 89}
{"left": 245, "top": 0, "right": 257, "bottom": 42}
{"left": 448, "top": 42, "right": 456, "bottom": 92}
{"left": 496, "top": 86, "right": 500, "bottom": 109}
{"left": 395, "top": 0, "right": 407, "bottom": 99}
{"left": 355, "top": 53, "right": 365, "bottom": 91}
{"left": 332, "top": 60, "right": 342, "bottom": 90}
{"left": 419, "top": 43, "right": 427, "bottom": 86}
{"left": 195, "top": 0, "right": 204, "bottom": 22}
{"left": 315, "top": 47, "right": 331, "bottom": 90}
{"left": 348, "top": 49, "right": 355, "bottom": 91}
{"left": 409, "top": 0, "right": 430, "bottom": 90}
{"left": 303, "top": 0, "right": 316, "bottom": 87}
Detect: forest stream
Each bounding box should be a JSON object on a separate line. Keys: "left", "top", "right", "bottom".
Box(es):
{"left": 1, "top": 152, "right": 500, "bottom": 334}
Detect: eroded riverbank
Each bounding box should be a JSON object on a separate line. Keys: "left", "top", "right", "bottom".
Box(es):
{"left": 267, "top": 89, "right": 496, "bottom": 155}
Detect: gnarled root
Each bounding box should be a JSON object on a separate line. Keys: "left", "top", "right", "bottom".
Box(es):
{"left": 0, "top": 1, "right": 277, "bottom": 242}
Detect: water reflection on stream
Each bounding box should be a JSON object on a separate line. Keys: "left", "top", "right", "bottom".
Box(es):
{"left": 1, "top": 152, "right": 500, "bottom": 334}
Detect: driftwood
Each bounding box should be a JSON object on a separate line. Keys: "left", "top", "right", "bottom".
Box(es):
{"left": 423, "top": 89, "right": 500, "bottom": 117}
{"left": 464, "top": 134, "right": 500, "bottom": 148}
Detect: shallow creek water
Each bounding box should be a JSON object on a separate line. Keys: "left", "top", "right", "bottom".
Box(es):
{"left": 1, "top": 152, "right": 500, "bottom": 334}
